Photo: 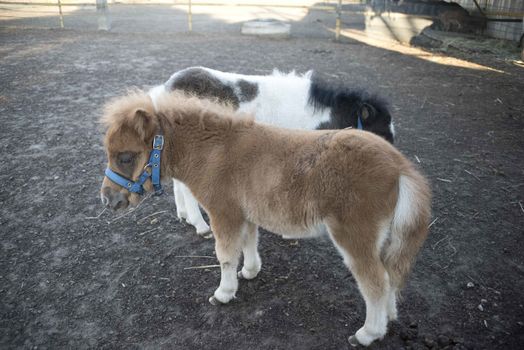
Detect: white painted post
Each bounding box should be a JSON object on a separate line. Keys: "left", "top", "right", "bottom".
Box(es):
{"left": 97, "top": 0, "right": 111, "bottom": 31}
{"left": 57, "top": 0, "right": 64, "bottom": 28}
{"left": 188, "top": 0, "right": 193, "bottom": 32}
{"left": 335, "top": 0, "right": 342, "bottom": 41}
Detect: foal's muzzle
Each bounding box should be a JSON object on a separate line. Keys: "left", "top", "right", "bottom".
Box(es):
{"left": 101, "top": 186, "right": 129, "bottom": 211}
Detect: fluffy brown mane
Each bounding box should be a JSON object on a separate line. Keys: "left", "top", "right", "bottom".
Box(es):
{"left": 155, "top": 91, "right": 255, "bottom": 132}
{"left": 100, "top": 90, "right": 156, "bottom": 129}
{"left": 100, "top": 90, "right": 254, "bottom": 136}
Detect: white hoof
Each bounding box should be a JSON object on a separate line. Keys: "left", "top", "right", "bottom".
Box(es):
{"left": 238, "top": 267, "right": 259, "bottom": 280}
{"left": 195, "top": 222, "right": 211, "bottom": 236}
{"left": 199, "top": 231, "right": 213, "bottom": 239}
{"left": 210, "top": 289, "right": 235, "bottom": 305}
{"left": 352, "top": 326, "right": 385, "bottom": 347}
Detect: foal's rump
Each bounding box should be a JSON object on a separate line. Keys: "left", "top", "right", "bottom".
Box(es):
{"left": 236, "top": 127, "right": 429, "bottom": 288}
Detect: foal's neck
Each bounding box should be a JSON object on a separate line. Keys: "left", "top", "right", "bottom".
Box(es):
{"left": 159, "top": 104, "right": 247, "bottom": 186}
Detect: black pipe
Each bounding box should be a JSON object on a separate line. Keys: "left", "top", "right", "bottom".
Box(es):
{"left": 486, "top": 18, "right": 523, "bottom": 23}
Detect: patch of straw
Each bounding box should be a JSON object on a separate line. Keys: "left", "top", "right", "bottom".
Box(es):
{"left": 85, "top": 207, "right": 107, "bottom": 220}
{"left": 138, "top": 227, "right": 160, "bottom": 236}
{"left": 184, "top": 264, "right": 220, "bottom": 270}
{"left": 110, "top": 192, "right": 153, "bottom": 223}
{"left": 137, "top": 210, "right": 169, "bottom": 224}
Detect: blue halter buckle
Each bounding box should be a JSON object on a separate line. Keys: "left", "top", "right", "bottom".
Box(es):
{"left": 357, "top": 114, "right": 363, "bottom": 130}
{"left": 105, "top": 134, "right": 164, "bottom": 196}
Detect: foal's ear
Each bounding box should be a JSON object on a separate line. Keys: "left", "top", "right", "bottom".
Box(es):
{"left": 131, "top": 108, "right": 156, "bottom": 141}
{"left": 360, "top": 103, "right": 376, "bottom": 121}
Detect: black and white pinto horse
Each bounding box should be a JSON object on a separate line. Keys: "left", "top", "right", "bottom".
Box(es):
{"left": 148, "top": 67, "right": 395, "bottom": 235}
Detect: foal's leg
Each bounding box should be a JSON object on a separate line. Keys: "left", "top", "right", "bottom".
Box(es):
{"left": 173, "top": 179, "right": 187, "bottom": 220}
{"left": 179, "top": 183, "right": 211, "bottom": 235}
{"left": 208, "top": 213, "right": 244, "bottom": 305}
{"left": 238, "top": 222, "right": 261, "bottom": 280}
{"left": 328, "top": 223, "right": 391, "bottom": 347}
{"left": 387, "top": 286, "right": 398, "bottom": 322}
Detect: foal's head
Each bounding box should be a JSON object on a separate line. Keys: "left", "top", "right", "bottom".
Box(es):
{"left": 100, "top": 92, "right": 160, "bottom": 210}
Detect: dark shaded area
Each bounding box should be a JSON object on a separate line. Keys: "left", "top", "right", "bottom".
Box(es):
{"left": 370, "top": 0, "right": 467, "bottom": 17}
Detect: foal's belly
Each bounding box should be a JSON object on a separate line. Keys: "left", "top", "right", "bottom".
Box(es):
{"left": 244, "top": 203, "right": 327, "bottom": 239}
{"left": 277, "top": 223, "right": 328, "bottom": 239}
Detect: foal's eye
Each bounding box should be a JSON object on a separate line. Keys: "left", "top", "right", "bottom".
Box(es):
{"left": 118, "top": 152, "right": 136, "bottom": 165}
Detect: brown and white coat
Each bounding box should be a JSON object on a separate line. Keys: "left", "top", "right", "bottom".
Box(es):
{"left": 100, "top": 91, "right": 431, "bottom": 347}
{"left": 149, "top": 67, "right": 395, "bottom": 235}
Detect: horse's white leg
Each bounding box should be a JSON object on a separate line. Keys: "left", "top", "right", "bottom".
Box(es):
{"left": 173, "top": 179, "right": 187, "bottom": 220}
{"left": 238, "top": 222, "right": 261, "bottom": 280}
{"left": 351, "top": 271, "right": 390, "bottom": 347}
{"left": 179, "top": 183, "right": 211, "bottom": 235}
{"left": 387, "top": 287, "right": 398, "bottom": 321}
{"left": 208, "top": 215, "right": 243, "bottom": 305}
{"left": 328, "top": 223, "right": 390, "bottom": 347}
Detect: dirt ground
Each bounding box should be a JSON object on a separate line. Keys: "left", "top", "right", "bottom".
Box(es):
{"left": 1, "top": 6, "right": 524, "bottom": 350}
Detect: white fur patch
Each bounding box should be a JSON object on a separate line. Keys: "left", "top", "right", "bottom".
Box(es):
{"left": 376, "top": 220, "right": 391, "bottom": 254}
{"left": 184, "top": 67, "right": 331, "bottom": 130}
{"left": 148, "top": 85, "right": 166, "bottom": 111}
{"left": 392, "top": 175, "right": 418, "bottom": 232}
{"left": 389, "top": 122, "right": 396, "bottom": 137}
{"left": 180, "top": 182, "right": 210, "bottom": 234}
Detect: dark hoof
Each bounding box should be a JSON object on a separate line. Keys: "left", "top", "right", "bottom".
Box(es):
{"left": 209, "top": 296, "right": 222, "bottom": 306}
{"left": 348, "top": 335, "right": 361, "bottom": 347}
{"left": 199, "top": 231, "right": 213, "bottom": 239}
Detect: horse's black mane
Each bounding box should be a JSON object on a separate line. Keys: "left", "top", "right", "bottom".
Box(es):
{"left": 308, "top": 76, "right": 393, "bottom": 143}
{"left": 308, "top": 76, "right": 389, "bottom": 115}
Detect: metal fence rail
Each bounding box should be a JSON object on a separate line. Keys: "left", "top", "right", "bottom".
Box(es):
{"left": 0, "top": 0, "right": 365, "bottom": 41}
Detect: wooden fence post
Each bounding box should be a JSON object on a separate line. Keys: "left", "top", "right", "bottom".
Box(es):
{"left": 335, "top": 0, "right": 341, "bottom": 41}
{"left": 97, "top": 0, "right": 111, "bottom": 31}
{"left": 188, "top": 0, "right": 193, "bottom": 32}
{"left": 57, "top": 0, "right": 64, "bottom": 28}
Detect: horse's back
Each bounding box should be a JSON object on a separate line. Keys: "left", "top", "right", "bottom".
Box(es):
{"left": 229, "top": 125, "right": 402, "bottom": 231}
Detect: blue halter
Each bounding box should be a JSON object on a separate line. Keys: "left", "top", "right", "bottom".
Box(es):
{"left": 104, "top": 134, "right": 164, "bottom": 196}
{"left": 357, "top": 114, "right": 363, "bottom": 130}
